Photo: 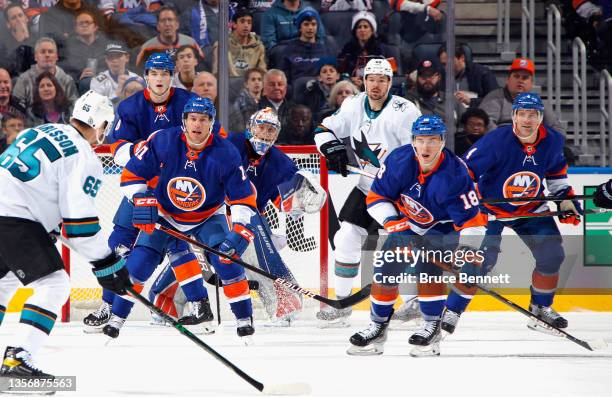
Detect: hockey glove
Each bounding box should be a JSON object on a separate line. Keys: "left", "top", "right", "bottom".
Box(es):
{"left": 133, "top": 192, "right": 158, "bottom": 234}
{"left": 91, "top": 252, "right": 132, "bottom": 295}
{"left": 217, "top": 223, "right": 255, "bottom": 264}
{"left": 594, "top": 179, "right": 612, "bottom": 209}
{"left": 382, "top": 216, "right": 412, "bottom": 253}
{"left": 553, "top": 188, "right": 583, "bottom": 226}
{"left": 320, "top": 140, "right": 349, "bottom": 177}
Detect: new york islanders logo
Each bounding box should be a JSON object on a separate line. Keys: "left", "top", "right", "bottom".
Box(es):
{"left": 167, "top": 177, "right": 206, "bottom": 211}
{"left": 400, "top": 194, "right": 434, "bottom": 225}
{"left": 503, "top": 171, "right": 541, "bottom": 206}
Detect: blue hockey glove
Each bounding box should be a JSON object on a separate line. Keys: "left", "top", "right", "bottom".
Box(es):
{"left": 217, "top": 223, "right": 255, "bottom": 264}
{"left": 132, "top": 192, "right": 158, "bottom": 234}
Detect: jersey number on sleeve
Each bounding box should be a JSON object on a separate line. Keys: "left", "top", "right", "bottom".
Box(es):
{"left": 0, "top": 129, "right": 61, "bottom": 182}
{"left": 83, "top": 176, "right": 102, "bottom": 197}
{"left": 459, "top": 190, "right": 480, "bottom": 210}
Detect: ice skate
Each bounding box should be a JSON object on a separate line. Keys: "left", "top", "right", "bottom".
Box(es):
{"left": 102, "top": 314, "right": 126, "bottom": 339}
{"left": 179, "top": 297, "right": 216, "bottom": 334}
{"left": 527, "top": 302, "right": 568, "bottom": 334}
{"left": 237, "top": 317, "right": 255, "bottom": 346}
{"left": 82, "top": 301, "right": 111, "bottom": 334}
{"left": 347, "top": 320, "right": 390, "bottom": 356}
{"left": 390, "top": 298, "right": 422, "bottom": 329}
{"left": 409, "top": 319, "right": 442, "bottom": 357}
{"left": 441, "top": 308, "right": 461, "bottom": 336}
{"left": 315, "top": 305, "right": 352, "bottom": 328}
{"left": 0, "top": 347, "right": 55, "bottom": 394}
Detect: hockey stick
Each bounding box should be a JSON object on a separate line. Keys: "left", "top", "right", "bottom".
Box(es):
{"left": 430, "top": 260, "right": 607, "bottom": 351}
{"left": 347, "top": 165, "right": 377, "bottom": 179}
{"left": 482, "top": 194, "right": 594, "bottom": 204}
{"left": 489, "top": 208, "right": 612, "bottom": 221}
{"left": 126, "top": 286, "right": 311, "bottom": 395}
{"left": 156, "top": 224, "right": 372, "bottom": 309}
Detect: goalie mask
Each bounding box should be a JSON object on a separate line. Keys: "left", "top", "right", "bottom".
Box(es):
{"left": 246, "top": 107, "right": 281, "bottom": 155}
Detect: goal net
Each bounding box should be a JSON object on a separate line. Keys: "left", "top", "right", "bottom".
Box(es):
{"left": 62, "top": 145, "right": 329, "bottom": 323}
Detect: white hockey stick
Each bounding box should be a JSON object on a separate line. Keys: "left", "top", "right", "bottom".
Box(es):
{"left": 346, "top": 165, "right": 376, "bottom": 179}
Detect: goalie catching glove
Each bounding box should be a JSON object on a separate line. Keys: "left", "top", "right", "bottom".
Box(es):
{"left": 218, "top": 223, "right": 255, "bottom": 264}
{"left": 277, "top": 170, "right": 327, "bottom": 217}
{"left": 91, "top": 252, "right": 132, "bottom": 295}
{"left": 132, "top": 191, "right": 158, "bottom": 234}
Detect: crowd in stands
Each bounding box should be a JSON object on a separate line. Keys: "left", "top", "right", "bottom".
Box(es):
{"left": 0, "top": 0, "right": 579, "bottom": 161}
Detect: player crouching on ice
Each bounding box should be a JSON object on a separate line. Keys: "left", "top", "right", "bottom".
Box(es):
{"left": 439, "top": 92, "right": 582, "bottom": 336}
{"left": 0, "top": 91, "right": 131, "bottom": 380}
{"left": 145, "top": 107, "right": 327, "bottom": 326}
{"left": 103, "top": 96, "right": 259, "bottom": 343}
{"left": 347, "top": 114, "right": 488, "bottom": 357}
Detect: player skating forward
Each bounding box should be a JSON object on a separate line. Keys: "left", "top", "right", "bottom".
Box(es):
{"left": 104, "top": 96, "right": 258, "bottom": 342}
{"left": 347, "top": 115, "right": 488, "bottom": 357}
{"left": 441, "top": 93, "right": 582, "bottom": 335}
{"left": 314, "top": 58, "right": 421, "bottom": 327}
{"left": 84, "top": 53, "right": 212, "bottom": 333}
{"left": 0, "top": 91, "right": 131, "bottom": 380}
{"left": 149, "top": 108, "right": 327, "bottom": 326}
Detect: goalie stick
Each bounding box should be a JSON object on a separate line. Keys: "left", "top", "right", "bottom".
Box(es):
{"left": 430, "top": 260, "right": 607, "bottom": 351}
{"left": 53, "top": 233, "right": 311, "bottom": 395}
{"left": 156, "top": 224, "right": 372, "bottom": 309}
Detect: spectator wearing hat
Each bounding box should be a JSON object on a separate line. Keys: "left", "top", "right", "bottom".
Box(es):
{"left": 338, "top": 11, "right": 392, "bottom": 77}
{"left": 90, "top": 42, "right": 140, "bottom": 105}
{"left": 279, "top": 7, "right": 331, "bottom": 83}
{"left": 479, "top": 58, "right": 564, "bottom": 132}
{"left": 404, "top": 59, "right": 464, "bottom": 125}
{"left": 301, "top": 56, "right": 340, "bottom": 124}
{"left": 261, "top": 0, "right": 326, "bottom": 50}
{"left": 212, "top": 7, "right": 267, "bottom": 77}
{"left": 438, "top": 44, "right": 498, "bottom": 108}
{"left": 60, "top": 9, "right": 110, "bottom": 93}
{"left": 454, "top": 107, "right": 489, "bottom": 157}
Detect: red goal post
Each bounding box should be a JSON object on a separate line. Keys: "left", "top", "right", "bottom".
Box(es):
{"left": 61, "top": 144, "right": 329, "bottom": 322}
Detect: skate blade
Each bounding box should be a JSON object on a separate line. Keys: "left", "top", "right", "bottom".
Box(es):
{"left": 240, "top": 335, "right": 255, "bottom": 346}
{"left": 82, "top": 325, "right": 105, "bottom": 334}
{"left": 346, "top": 343, "right": 384, "bottom": 356}
{"left": 261, "top": 320, "right": 291, "bottom": 328}
{"left": 316, "top": 319, "right": 350, "bottom": 329}
{"left": 409, "top": 342, "right": 440, "bottom": 357}
{"left": 527, "top": 320, "right": 565, "bottom": 336}
{"left": 185, "top": 322, "right": 216, "bottom": 335}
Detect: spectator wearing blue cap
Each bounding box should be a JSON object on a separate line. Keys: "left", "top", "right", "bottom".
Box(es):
{"left": 300, "top": 56, "right": 340, "bottom": 124}
{"left": 279, "top": 7, "right": 332, "bottom": 83}
{"left": 261, "top": 0, "right": 326, "bottom": 50}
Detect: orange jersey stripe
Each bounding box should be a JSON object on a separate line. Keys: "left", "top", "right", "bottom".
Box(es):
{"left": 160, "top": 204, "right": 223, "bottom": 223}
{"left": 227, "top": 194, "right": 257, "bottom": 209}
{"left": 454, "top": 212, "right": 489, "bottom": 231}
{"left": 532, "top": 271, "right": 559, "bottom": 290}
{"left": 417, "top": 282, "right": 446, "bottom": 297}
{"left": 366, "top": 191, "right": 389, "bottom": 206}
{"left": 371, "top": 284, "right": 399, "bottom": 302}
{"left": 546, "top": 165, "right": 568, "bottom": 178}
{"left": 121, "top": 169, "right": 146, "bottom": 184}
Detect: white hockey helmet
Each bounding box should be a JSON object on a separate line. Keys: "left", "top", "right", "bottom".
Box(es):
{"left": 363, "top": 58, "right": 393, "bottom": 80}
{"left": 72, "top": 90, "right": 115, "bottom": 144}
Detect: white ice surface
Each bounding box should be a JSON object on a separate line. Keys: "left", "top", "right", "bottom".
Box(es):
{"left": 1, "top": 311, "right": 611, "bottom": 397}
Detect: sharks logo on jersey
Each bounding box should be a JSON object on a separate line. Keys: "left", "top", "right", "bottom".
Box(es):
{"left": 400, "top": 194, "right": 434, "bottom": 225}
{"left": 503, "top": 171, "right": 541, "bottom": 206}
{"left": 351, "top": 129, "right": 384, "bottom": 168}
{"left": 167, "top": 177, "right": 206, "bottom": 211}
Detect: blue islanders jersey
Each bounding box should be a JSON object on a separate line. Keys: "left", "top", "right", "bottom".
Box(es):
{"left": 227, "top": 131, "right": 298, "bottom": 212}
{"left": 462, "top": 124, "right": 569, "bottom": 217}
{"left": 108, "top": 87, "right": 193, "bottom": 165}
{"left": 366, "top": 146, "right": 488, "bottom": 235}
{"left": 120, "top": 127, "right": 256, "bottom": 231}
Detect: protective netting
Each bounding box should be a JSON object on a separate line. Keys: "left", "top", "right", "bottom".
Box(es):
{"left": 65, "top": 146, "right": 327, "bottom": 322}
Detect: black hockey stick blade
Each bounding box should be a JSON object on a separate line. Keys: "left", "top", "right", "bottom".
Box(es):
{"left": 157, "top": 224, "right": 370, "bottom": 309}
{"left": 482, "top": 194, "right": 594, "bottom": 204}
{"left": 126, "top": 286, "right": 311, "bottom": 395}
{"left": 430, "top": 260, "right": 607, "bottom": 351}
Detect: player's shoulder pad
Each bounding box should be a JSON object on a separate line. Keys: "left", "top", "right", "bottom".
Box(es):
{"left": 211, "top": 133, "right": 242, "bottom": 161}
{"left": 116, "top": 90, "right": 145, "bottom": 115}
{"left": 383, "top": 144, "right": 415, "bottom": 172}
{"left": 543, "top": 124, "right": 566, "bottom": 147}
